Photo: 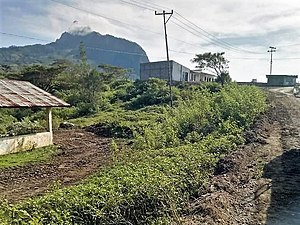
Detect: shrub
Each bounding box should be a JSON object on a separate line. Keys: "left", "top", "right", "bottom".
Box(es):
{"left": 6, "top": 117, "right": 44, "bottom": 136}
{"left": 0, "top": 84, "right": 267, "bottom": 225}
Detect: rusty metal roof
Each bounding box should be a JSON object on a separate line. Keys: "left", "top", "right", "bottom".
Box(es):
{"left": 0, "top": 79, "right": 70, "bottom": 108}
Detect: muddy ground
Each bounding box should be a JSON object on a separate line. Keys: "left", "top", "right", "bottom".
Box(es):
{"left": 181, "top": 89, "right": 300, "bottom": 225}
{"left": 0, "top": 130, "right": 111, "bottom": 202}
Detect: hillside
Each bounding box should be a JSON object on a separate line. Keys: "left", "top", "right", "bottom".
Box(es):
{"left": 0, "top": 31, "right": 149, "bottom": 79}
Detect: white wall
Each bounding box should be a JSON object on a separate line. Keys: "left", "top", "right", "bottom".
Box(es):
{"left": 0, "top": 132, "right": 53, "bottom": 155}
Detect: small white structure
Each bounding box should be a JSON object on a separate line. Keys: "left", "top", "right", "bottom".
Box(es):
{"left": 190, "top": 70, "right": 217, "bottom": 82}
{"left": 0, "top": 79, "right": 69, "bottom": 155}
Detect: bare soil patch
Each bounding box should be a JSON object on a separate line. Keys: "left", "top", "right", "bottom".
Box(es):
{"left": 0, "top": 129, "right": 111, "bottom": 203}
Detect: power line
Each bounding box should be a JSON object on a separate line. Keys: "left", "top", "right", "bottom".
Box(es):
{"left": 112, "top": 0, "right": 242, "bottom": 53}
{"left": 123, "top": 0, "right": 265, "bottom": 55}
{"left": 135, "top": 0, "right": 171, "bottom": 10}
{"left": 170, "top": 18, "right": 243, "bottom": 54}
{"left": 48, "top": 0, "right": 258, "bottom": 56}
{"left": 119, "top": 0, "right": 157, "bottom": 11}
{"left": 48, "top": 0, "right": 163, "bottom": 36}
{"left": 174, "top": 12, "right": 264, "bottom": 55}
{"left": 0, "top": 32, "right": 167, "bottom": 59}
{"left": 0, "top": 32, "right": 51, "bottom": 43}
{"left": 86, "top": 46, "right": 148, "bottom": 56}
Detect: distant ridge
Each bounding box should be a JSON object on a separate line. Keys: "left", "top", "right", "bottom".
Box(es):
{"left": 0, "top": 30, "right": 149, "bottom": 79}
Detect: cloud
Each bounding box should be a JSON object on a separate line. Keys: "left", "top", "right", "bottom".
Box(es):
{"left": 2, "top": 0, "right": 300, "bottom": 81}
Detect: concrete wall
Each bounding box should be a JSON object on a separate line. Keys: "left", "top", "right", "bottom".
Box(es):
{"left": 140, "top": 61, "right": 170, "bottom": 80}
{"left": 267, "top": 76, "right": 297, "bottom": 87}
{"left": 140, "top": 61, "right": 191, "bottom": 82}
{"left": 0, "top": 132, "right": 53, "bottom": 156}
{"left": 172, "top": 61, "right": 190, "bottom": 81}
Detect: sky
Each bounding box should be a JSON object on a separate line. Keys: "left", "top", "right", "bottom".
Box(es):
{"left": 2, "top": 0, "right": 300, "bottom": 82}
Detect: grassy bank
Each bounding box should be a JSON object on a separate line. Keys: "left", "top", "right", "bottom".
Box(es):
{"left": 0, "top": 84, "right": 267, "bottom": 225}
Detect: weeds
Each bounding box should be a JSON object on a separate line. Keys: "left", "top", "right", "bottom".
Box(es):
{"left": 0, "top": 84, "right": 267, "bottom": 225}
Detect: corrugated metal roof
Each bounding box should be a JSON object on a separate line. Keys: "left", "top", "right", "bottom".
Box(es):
{"left": 0, "top": 79, "right": 70, "bottom": 108}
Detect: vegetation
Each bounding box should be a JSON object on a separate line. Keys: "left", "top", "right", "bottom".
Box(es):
{"left": 192, "top": 52, "right": 231, "bottom": 86}
{"left": 0, "top": 70, "right": 266, "bottom": 224}
{"left": 0, "top": 48, "right": 267, "bottom": 224}
{"left": 0, "top": 146, "right": 58, "bottom": 169}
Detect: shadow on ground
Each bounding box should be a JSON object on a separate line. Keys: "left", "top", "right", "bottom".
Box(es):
{"left": 263, "top": 148, "right": 300, "bottom": 225}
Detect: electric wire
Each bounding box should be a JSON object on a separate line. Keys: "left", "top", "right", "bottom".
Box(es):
{"left": 170, "top": 18, "right": 243, "bottom": 54}
{"left": 174, "top": 12, "right": 264, "bottom": 55}
{"left": 3, "top": 31, "right": 299, "bottom": 61}
{"left": 48, "top": 0, "right": 163, "bottom": 36}
{"left": 119, "top": 0, "right": 265, "bottom": 54}
{"left": 119, "top": 0, "right": 157, "bottom": 11}
{"left": 0, "top": 32, "right": 167, "bottom": 59}
{"left": 0, "top": 32, "right": 51, "bottom": 43}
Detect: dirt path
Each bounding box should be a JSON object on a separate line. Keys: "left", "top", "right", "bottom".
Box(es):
{"left": 0, "top": 129, "right": 111, "bottom": 203}
{"left": 181, "top": 88, "right": 300, "bottom": 225}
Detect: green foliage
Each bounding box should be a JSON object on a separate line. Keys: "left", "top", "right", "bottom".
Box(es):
{"left": 18, "top": 63, "right": 68, "bottom": 93}
{"left": 215, "top": 72, "right": 232, "bottom": 86}
{"left": 6, "top": 118, "right": 44, "bottom": 136}
{"left": 0, "top": 58, "right": 267, "bottom": 225}
{"left": 214, "top": 84, "right": 267, "bottom": 127}
{"left": 126, "top": 78, "right": 180, "bottom": 109}
{"left": 192, "top": 52, "right": 232, "bottom": 86}
{"left": 0, "top": 110, "right": 16, "bottom": 135}
{"left": 0, "top": 84, "right": 267, "bottom": 225}
{"left": 0, "top": 137, "right": 218, "bottom": 225}
{"left": 192, "top": 52, "right": 229, "bottom": 76}
{"left": 0, "top": 146, "right": 58, "bottom": 169}
{"left": 0, "top": 109, "right": 47, "bottom": 137}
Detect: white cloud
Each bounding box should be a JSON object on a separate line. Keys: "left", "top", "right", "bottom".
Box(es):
{"left": 2, "top": 0, "right": 300, "bottom": 81}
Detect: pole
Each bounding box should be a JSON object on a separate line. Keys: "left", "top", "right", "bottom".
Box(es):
{"left": 268, "top": 46, "right": 276, "bottom": 75}
{"left": 155, "top": 10, "right": 173, "bottom": 107}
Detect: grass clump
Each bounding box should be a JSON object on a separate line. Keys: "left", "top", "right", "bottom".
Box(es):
{"left": 0, "top": 146, "right": 58, "bottom": 169}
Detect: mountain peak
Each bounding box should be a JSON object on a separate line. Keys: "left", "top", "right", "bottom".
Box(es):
{"left": 0, "top": 30, "right": 149, "bottom": 79}
{"left": 68, "top": 25, "right": 93, "bottom": 36}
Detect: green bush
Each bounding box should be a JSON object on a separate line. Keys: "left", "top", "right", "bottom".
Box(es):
{"left": 0, "top": 84, "right": 267, "bottom": 225}
{"left": 6, "top": 117, "right": 44, "bottom": 136}
{"left": 126, "top": 78, "right": 180, "bottom": 109}
{"left": 214, "top": 84, "right": 267, "bottom": 127}
{"left": 0, "top": 136, "right": 219, "bottom": 225}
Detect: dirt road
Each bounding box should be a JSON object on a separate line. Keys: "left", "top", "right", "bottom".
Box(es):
{"left": 0, "top": 130, "right": 111, "bottom": 202}
{"left": 182, "top": 88, "right": 300, "bottom": 225}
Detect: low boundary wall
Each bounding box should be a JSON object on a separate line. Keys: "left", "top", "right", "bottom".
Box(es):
{"left": 0, "top": 132, "right": 53, "bottom": 155}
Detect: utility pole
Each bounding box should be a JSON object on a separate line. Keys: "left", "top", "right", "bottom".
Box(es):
{"left": 155, "top": 10, "right": 174, "bottom": 107}
{"left": 268, "top": 46, "right": 276, "bottom": 75}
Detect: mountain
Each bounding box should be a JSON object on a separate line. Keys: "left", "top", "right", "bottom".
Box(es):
{"left": 0, "top": 31, "right": 149, "bottom": 79}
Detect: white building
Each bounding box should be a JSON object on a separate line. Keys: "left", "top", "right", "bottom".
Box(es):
{"left": 190, "top": 70, "right": 217, "bottom": 82}
{"left": 140, "top": 60, "right": 216, "bottom": 83}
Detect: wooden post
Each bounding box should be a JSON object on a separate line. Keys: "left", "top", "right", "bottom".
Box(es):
{"left": 46, "top": 107, "right": 53, "bottom": 144}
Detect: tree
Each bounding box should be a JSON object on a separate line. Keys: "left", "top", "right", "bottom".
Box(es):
{"left": 215, "top": 72, "right": 232, "bottom": 87}
{"left": 79, "top": 41, "right": 88, "bottom": 65}
{"left": 192, "top": 52, "right": 231, "bottom": 86}
{"left": 19, "top": 63, "right": 68, "bottom": 93}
